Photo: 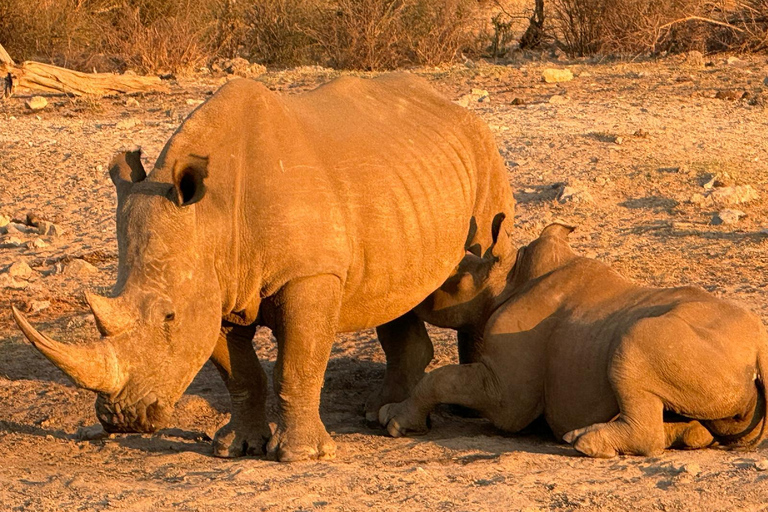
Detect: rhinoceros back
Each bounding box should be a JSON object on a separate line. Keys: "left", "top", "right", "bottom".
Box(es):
{"left": 151, "top": 74, "right": 514, "bottom": 330}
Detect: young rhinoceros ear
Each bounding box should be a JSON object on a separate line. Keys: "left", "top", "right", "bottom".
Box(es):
{"left": 540, "top": 221, "right": 577, "bottom": 240}
{"left": 169, "top": 155, "right": 208, "bottom": 207}
{"left": 109, "top": 149, "right": 146, "bottom": 195}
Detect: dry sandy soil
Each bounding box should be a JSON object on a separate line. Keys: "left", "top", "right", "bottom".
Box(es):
{"left": 2, "top": 53, "right": 768, "bottom": 511}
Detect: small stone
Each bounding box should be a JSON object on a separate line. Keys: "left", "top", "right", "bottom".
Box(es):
{"left": 690, "top": 193, "right": 707, "bottom": 205}
{"left": 713, "top": 209, "right": 746, "bottom": 225}
{"left": 0, "top": 214, "right": 9, "bottom": 228}
{"left": 715, "top": 89, "right": 747, "bottom": 101}
{"left": 578, "top": 71, "right": 592, "bottom": 78}
{"left": 37, "top": 221, "right": 65, "bottom": 237}
{"left": 727, "top": 56, "right": 741, "bottom": 65}
{"left": 7, "top": 260, "right": 33, "bottom": 280}
{"left": 25, "top": 96, "right": 48, "bottom": 111}
{"left": 685, "top": 50, "right": 705, "bottom": 68}
{"left": 186, "top": 99, "right": 205, "bottom": 106}
{"left": 115, "top": 118, "right": 140, "bottom": 130}
{"left": 26, "top": 238, "right": 48, "bottom": 249}
{"left": 548, "top": 94, "right": 569, "bottom": 104}
{"left": 557, "top": 184, "right": 593, "bottom": 204}
{"left": 614, "top": 136, "right": 624, "bottom": 145}
{"left": 28, "top": 300, "right": 50, "bottom": 314}
{"left": 125, "top": 98, "right": 140, "bottom": 107}
{"left": 542, "top": 68, "right": 574, "bottom": 83}
{"left": 510, "top": 97, "right": 526, "bottom": 105}
{"left": 678, "top": 463, "right": 701, "bottom": 476}
{"left": 65, "top": 259, "right": 98, "bottom": 276}
{"left": 0, "top": 236, "right": 23, "bottom": 248}
{"left": 0, "top": 274, "right": 28, "bottom": 289}
{"left": 709, "top": 185, "right": 759, "bottom": 205}
{"left": 76, "top": 424, "right": 109, "bottom": 441}
{"left": 633, "top": 128, "right": 648, "bottom": 138}
{"left": 4, "top": 222, "right": 30, "bottom": 235}
{"left": 755, "top": 459, "right": 768, "bottom": 471}
{"left": 456, "top": 89, "right": 490, "bottom": 108}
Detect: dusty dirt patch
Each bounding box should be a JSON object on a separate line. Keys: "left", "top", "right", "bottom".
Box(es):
{"left": 2, "top": 56, "right": 768, "bottom": 511}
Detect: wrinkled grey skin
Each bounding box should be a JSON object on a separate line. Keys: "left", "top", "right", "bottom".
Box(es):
{"left": 13, "top": 73, "right": 515, "bottom": 462}
{"left": 380, "top": 222, "right": 768, "bottom": 457}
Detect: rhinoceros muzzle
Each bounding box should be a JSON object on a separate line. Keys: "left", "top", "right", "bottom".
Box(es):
{"left": 95, "top": 392, "right": 172, "bottom": 433}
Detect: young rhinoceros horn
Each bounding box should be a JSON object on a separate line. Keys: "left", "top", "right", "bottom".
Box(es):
{"left": 11, "top": 306, "right": 123, "bottom": 394}
{"left": 85, "top": 291, "right": 133, "bottom": 337}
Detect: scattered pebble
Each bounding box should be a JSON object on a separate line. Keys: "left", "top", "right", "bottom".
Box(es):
{"left": 548, "top": 94, "right": 569, "bottom": 105}
{"left": 755, "top": 459, "right": 768, "bottom": 471}
{"left": 709, "top": 185, "right": 759, "bottom": 205}
{"left": 186, "top": 99, "right": 205, "bottom": 106}
{"left": 713, "top": 209, "right": 746, "bottom": 225}
{"left": 75, "top": 424, "right": 109, "bottom": 441}
{"left": 0, "top": 214, "right": 9, "bottom": 228}
{"left": 727, "top": 56, "right": 742, "bottom": 65}
{"left": 557, "top": 184, "right": 593, "bottom": 204}
{"left": 614, "top": 136, "right": 624, "bottom": 145}
{"left": 124, "top": 97, "right": 140, "bottom": 107}
{"left": 27, "top": 300, "right": 51, "bottom": 314}
{"left": 116, "top": 118, "right": 141, "bottom": 130}
{"left": 542, "top": 68, "right": 574, "bottom": 83}
{"left": 25, "top": 96, "right": 48, "bottom": 111}
{"left": 65, "top": 259, "right": 98, "bottom": 276}
{"left": 26, "top": 238, "right": 48, "bottom": 249}
{"left": 7, "top": 260, "right": 33, "bottom": 280}
{"left": 678, "top": 463, "right": 701, "bottom": 477}
{"left": 456, "top": 89, "right": 490, "bottom": 108}
{"left": 715, "top": 89, "right": 747, "bottom": 101}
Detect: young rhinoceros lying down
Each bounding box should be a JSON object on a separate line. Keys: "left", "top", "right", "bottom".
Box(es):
{"left": 380, "top": 222, "right": 768, "bottom": 457}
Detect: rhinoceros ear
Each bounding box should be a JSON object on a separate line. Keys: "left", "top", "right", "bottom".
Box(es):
{"left": 540, "top": 221, "right": 576, "bottom": 239}
{"left": 170, "top": 155, "right": 208, "bottom": 207}
{"left": 109, "top": 149, "right": 146, "bottom": 193}
{"left": 488, "top": 212, "right": 512, "bottom": 261}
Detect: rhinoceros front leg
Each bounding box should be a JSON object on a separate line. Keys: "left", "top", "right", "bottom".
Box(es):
{"left": 266, "top": 274, "right": 340, "bottom": 462}
{"left": 209, "top": 321, "right": 272, "bottom": 457}
{"left": 364, "top": 311, "right": 434, "bottom": 424}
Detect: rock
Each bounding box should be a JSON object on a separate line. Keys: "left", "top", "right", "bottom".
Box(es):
{"left": 0, "top": 236, "right": 23, "bottom": 248}
{"left": 614, "top": 136, "right": 624, "bottom": 145}
{"left": 186, "top": 98, "right": 205, "bottom": 106}
{"left": 26, "top": 238, "right": 48, "bottom": 249}
{"left": 678, "top": 463, "right": 701, "bottom": 477}
{"left": 0, "top": 274, "right": 28, "bottom": 289}
{"left": 65, "top": 259, "right": 98, "bottom": 276}
{"left": 690, "top": 193, "right": 707, "bottom": 205}
{"left": 715, "top": 89, "right": 747, "bottom": 101}
{"left": 125, "top": 97, "right": 140, "bottom": 107}
{"left": 0, "top": 214, "right": 9, "bottom": 228}
{"left": 456, "top": 89, "right": 490, "bottom": 108}
{"left": 703, "top": 173, "right": 733, "bottom": 189}
{"left": 713, "top": 209, "right": 746, "bottom": 225}
{"left": 557, "top": 184, "right": 593, "bottom": 204}
{"left": 633, "top": 128, "right": 648, "bottom": 138}
{"left": 542, "top": 68, "right": 574, "bottom": 83}
{"left": 755, "top": 459, "right": 768, "bottom": 471}
{"left": 28, "top": 300, "right": 51, "bottom": 314}
{"left": 38, "top": 221, "right": 64, "bottom": 237}
{"left": 7, "top": 260, "right": 33, "bottom": 280}
{"left": 727, "top": 55, "right": 741, "bottom": 65}
{"left": 214, "top": 57, "right": 266, "bottom": 78}
{"left": 510, "top": 97, "right": 526, "bottom": 106}
{"left": 578, "top": 71, "right": 592, "bottom": 78}
{"left": 25, "top": 96, "right": 48, "bottom": 111}
{"left": 76, "top": 424, "right": 109, "bottom": 441}
{"left": 709, "top": 185, "right": 759, "bottom": 205}
{"left": 684, "top": 50, "right": 705, "bottom": 68}
{"left": 548, "top": 94, "right": 569, "bottom": 104}
{"left": 4, "top": 222, "right": 31, "bottom": 235}
{"left": 115, "top": 118, "right": 140, "bottom": 130}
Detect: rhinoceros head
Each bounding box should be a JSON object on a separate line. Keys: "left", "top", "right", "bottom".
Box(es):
{"left": 13, "top": 150, "right": 223, "bottom": 433}
{"left": 418, "top": 213, "right": 514, "bottom": 330}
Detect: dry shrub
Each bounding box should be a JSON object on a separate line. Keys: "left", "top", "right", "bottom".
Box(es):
{"left": 243, "top": 0, "right": 321, "bottom": 67}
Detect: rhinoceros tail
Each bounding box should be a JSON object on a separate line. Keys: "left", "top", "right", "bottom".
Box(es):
{"left": 751, "top": 347, "right": 768, "bottom": 448}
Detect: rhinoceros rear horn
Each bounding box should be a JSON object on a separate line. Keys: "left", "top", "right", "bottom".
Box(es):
{"left": 86, "top": 291, "right": 133, "bottom": 337}
{"left": 109, "top": 149, "right": 146, "bottom": 191}
{"left": 11, "top": 306, "right": 123, "bottom": 394}
{"left": 170, "top": 155, "right": 208, "bottom": 207}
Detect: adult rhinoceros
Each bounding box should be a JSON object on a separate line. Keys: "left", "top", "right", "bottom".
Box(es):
{"left": 12, "top": 73, "right": 514, "bottom": 462}
{"left": 380, "top": 221, "right": 768, "bottom": 457}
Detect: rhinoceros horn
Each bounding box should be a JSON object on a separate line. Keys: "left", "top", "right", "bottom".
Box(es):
{"left": 85, "top": 291, "right": 133, "bottom": 337}
{"left": 11, "top": 306, "right": 123, "bottom": 394}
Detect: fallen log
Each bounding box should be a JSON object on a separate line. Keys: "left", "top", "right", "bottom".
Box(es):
{"left": 0, "top": 43, "right": 167, "bottom": 98}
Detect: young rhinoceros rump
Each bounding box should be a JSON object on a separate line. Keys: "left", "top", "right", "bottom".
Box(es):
{"left": 12, "top": 73, "right": 515, "bottom": 462}
{"left": 380, "top": 223, "right": 768, "bottom": 457}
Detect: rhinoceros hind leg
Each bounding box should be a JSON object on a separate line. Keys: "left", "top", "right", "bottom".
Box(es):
{"left": 209, "top": 321, "right": 272, "bottom": 458}
{"left": 564, "top": 391, "right": 666, "bottom": 458}
{"left": 266, "top": 275, "right": 341, "bottom": 462}
{"left": 365, "top": 311, "right": 433, "bottom": 424}
{"left": 664, "top": 420, "right": 714, "bottom": 450}
{"left": 379, "top": 362, "right": 500, "bottom": 437}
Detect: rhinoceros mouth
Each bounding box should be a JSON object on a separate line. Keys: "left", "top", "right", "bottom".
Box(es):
{"left": 95, "top": 392, "right": 172, "bottom": 433}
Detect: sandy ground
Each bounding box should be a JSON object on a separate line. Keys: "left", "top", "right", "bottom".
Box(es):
{"left": 2, "top": 53, "right": 768, "bottom": 511}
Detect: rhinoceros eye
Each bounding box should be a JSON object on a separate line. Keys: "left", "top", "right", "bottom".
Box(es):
{"left": 164, "top": 312, "right": 176, "bottom": 322}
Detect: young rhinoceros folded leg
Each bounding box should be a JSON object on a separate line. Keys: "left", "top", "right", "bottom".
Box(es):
{"left": 209, "top": 321, "right": 272, "bottom": 458}
{"left": 378, "top": 362, "right": 503, "bottom": 438}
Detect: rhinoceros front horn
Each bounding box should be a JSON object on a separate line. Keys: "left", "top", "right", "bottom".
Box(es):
{"left": 11, "top": 306, "right": 123, "bottom": 394}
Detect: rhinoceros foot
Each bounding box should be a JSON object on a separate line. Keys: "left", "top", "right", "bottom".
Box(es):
{"left": 378, "top": 402, "right": 430, "bottom": 438}
{"left": 265, "top": 421, "right": 336, "bottom": 462}
{"left": 212, "top": 420, "right": 272, "bottom": 458}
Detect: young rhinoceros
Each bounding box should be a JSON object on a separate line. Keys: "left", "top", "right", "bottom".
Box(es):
{"left": 379, "top": 222, "right": 768, "bottom": 457}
